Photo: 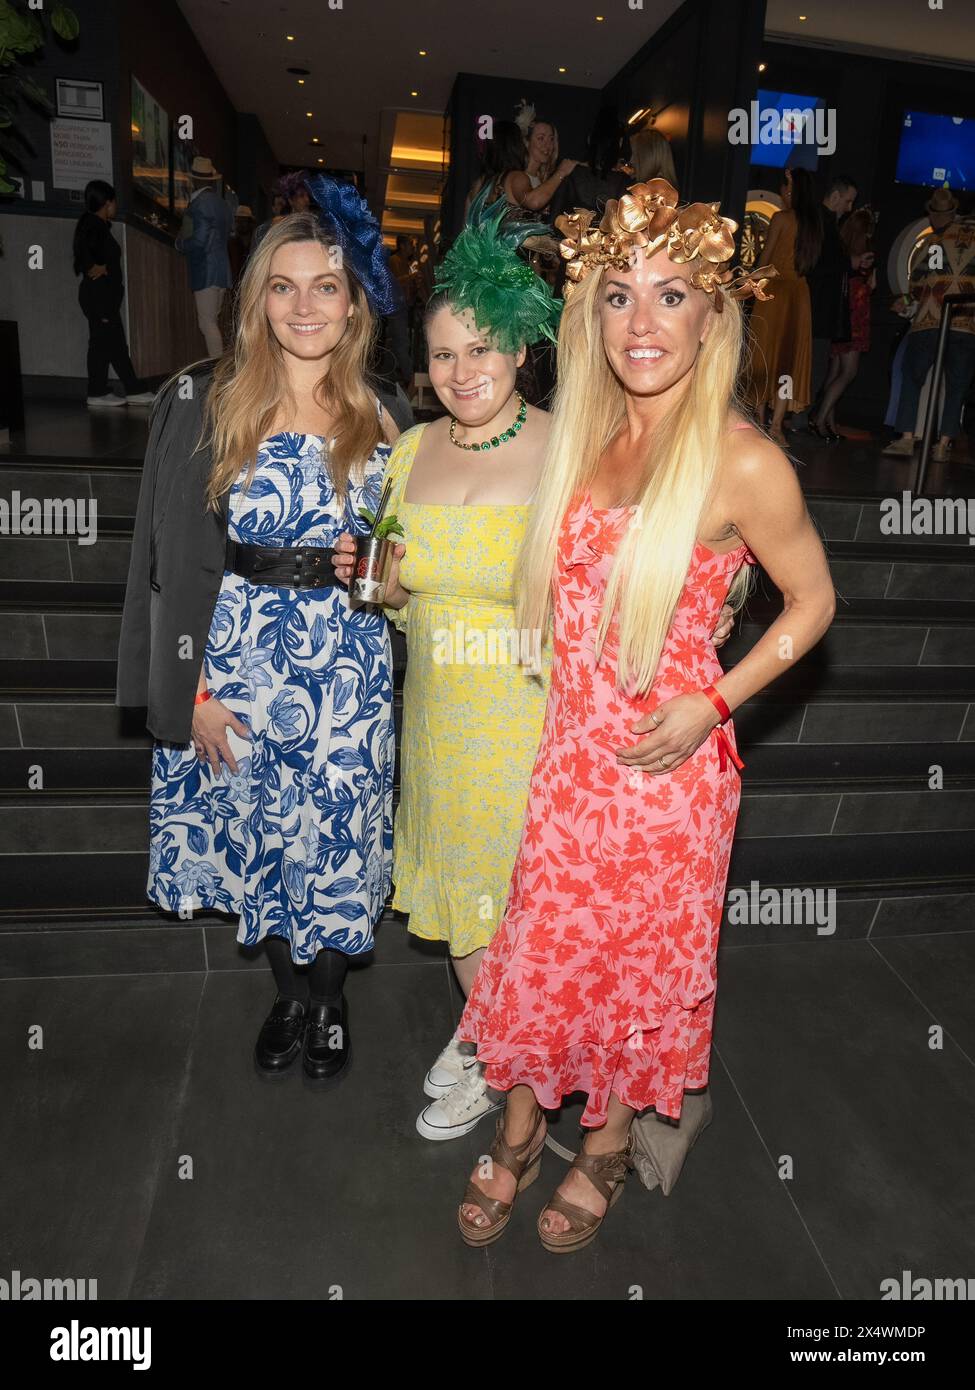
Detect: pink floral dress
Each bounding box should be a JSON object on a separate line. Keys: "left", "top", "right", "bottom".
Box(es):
{"left": 458, "top": 491, "right": 755, "bottom": 1126}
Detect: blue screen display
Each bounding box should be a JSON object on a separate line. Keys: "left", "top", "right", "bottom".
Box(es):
{"left": 749, "top": 90, "right": 824, "bottom": 171}
{"left": 895, "top": 110, "right": 975, "bottom": 191}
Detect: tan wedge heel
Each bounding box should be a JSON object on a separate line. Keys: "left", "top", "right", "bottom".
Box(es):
{"left": 458, "top": 1108, "right": 546, "bottom": 1247}
{"left": 537, "top": 1133, "right": 634, "bottom": 1254}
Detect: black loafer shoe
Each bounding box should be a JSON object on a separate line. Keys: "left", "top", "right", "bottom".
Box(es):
{"left": 254, "top": 996, "right": 308, "bottom": 1080}
{"left": 302, "top": 996, "right": 351, "bottom": 1086}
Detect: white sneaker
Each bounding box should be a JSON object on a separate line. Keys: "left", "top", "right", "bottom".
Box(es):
{"left": 423, "top": 1033, "right": 478, "bottom": 1099}
{"left": 86, "top": 394, "right": 127, "bottom": 408}
{"left": 125, "top": 390, "right": 157, "bottom": 406}
{"left": 416, "top": 1064, "right": 504, "bottom": 1141}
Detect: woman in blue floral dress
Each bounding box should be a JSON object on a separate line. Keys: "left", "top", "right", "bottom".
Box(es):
{"left": 120, "top": 179, "right": 404, "bottom": 1085}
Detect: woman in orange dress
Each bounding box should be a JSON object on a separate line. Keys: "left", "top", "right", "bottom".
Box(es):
{"left": 747, "top": 166, "right": 820, "bottom": 444}
{"left": 454, "top": 180, "right": 836, "bottom": 1253}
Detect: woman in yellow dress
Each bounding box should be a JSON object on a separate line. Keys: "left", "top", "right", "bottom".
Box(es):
{"left": 335, "top": 192, "right": 562, "bottom": 1140}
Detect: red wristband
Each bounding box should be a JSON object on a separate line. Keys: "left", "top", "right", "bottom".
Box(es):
{"left": 701, "top": 683, "right": 732, "bottom": 724}
{"left": 194, "top": 689, "right": 213, "bottom": 705}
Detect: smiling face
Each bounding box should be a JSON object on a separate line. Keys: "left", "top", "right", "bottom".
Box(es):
{"left": 528, "top": 123, "right": 554, "bottom": 165}
{"left": 265, "top": 239, "right": 355, "bottom": 361}
{"left": 597, "top": 245, "right": 714, "bottom": 402}
{"left": 426, "top": 304, "right": 525, "bottom": 425}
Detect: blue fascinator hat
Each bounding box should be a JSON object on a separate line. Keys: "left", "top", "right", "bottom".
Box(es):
{"left": 305, "top": 174, "right": 401, "bottom": 317}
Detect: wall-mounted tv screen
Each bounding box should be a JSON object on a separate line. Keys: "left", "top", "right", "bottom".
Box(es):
{"left": 131, "top": 75, "right": 169, "bottom": 209}
{"left": 895, "top": 110, "right": 975, "bottom": 191}
{"left": 749, "top": 89, "right": 824, "bottom": 171}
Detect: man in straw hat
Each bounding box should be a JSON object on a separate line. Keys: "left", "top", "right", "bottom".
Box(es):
{"left": 884, "top": 185, "right": 975, "bottom": 462}
{"left": 175, "top": 154, "right": 233, "bottom": 358}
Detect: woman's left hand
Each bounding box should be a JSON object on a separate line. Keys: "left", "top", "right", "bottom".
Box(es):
{"left": 615, "top": 692, "right": 720, "bottom": 775}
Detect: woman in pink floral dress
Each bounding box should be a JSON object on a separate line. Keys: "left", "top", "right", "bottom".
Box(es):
{"left": 455, "top": 180, "right": 836, "bottom": 1252}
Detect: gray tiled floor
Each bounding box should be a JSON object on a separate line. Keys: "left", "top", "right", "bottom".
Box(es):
{"left": 4, "top": 923, "right": 973, "bottom": 1300}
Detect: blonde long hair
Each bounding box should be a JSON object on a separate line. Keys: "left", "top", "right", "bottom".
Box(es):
{"left": 166, "top": 213, "right": 382, "bottom": 511}
{"left": 515, "top": 265, "right": 753, "bottom": 696}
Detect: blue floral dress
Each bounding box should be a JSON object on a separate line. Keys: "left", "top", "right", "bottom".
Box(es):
{"left": 147, "top": 430, "right": 395, "bottom": 961}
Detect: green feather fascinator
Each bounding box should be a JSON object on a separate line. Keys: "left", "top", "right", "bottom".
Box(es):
{"left": 434, "top": 183, "right": 563, "bottom": 355}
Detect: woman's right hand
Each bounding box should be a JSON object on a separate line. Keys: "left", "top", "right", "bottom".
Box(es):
{"left": 556, "top": 159, "right": 578, "bottom": 180}
{"left": 191, "top": 698, "right": 250, "bottom": 776}
{"left": 332, "top": 532, "right": 409, "bottom": 607}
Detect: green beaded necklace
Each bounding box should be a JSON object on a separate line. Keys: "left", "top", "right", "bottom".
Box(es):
{"left": 449, "top": 392, "right": 527, "bottom": 452}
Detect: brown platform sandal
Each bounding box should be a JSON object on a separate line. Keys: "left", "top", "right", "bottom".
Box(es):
{"left": 537, "top": 1133, "right": 635, "bottom": 1254}
{"left": 457, "top": 1108, "right": 546, "bottom": 1247}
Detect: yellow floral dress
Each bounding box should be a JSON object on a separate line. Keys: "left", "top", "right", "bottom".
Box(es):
{"left": 383, "top": 423, "right": 549, "bottom": 955}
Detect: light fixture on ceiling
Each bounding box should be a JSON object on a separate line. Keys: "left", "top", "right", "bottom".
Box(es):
{"left": 799, "top": 13, "right": 807, "bottom": 18}
{"left": 411, "top": 90, "right": 418, "bottom": 97}
{"left": 758, "top": 62, "right": 766, "bottom": 72}
{"left": 306, "top": 112, "right": 312, "bottom": 117}
{"left": 286, "top": 34, "right": 294, "bottom": 41}
{"left": 419, "top": 49, "right": 427, "bottom": 56}
{"left": 558, "top": 66, "right": 566, "bottom": 73}
{"left": 311, "top": 137, "right": 319, "bottom": 144}
{"left": 596, "top": 14, "right": 604, "bottom": 19}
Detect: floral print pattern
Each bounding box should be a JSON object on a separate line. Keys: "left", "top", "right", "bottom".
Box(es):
{"left": 381, "top": 425, "right": 550, "bottom": 956}
{"left": 148, "top": 431, "right": 395, "bottom": 961}
{"left": 459, "top": 492, "right": 754, "bottom": 1124}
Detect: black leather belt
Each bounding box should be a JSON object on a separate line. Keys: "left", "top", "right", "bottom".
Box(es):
{"left": 225, "top": 538, "right": 340, "bottom": 589}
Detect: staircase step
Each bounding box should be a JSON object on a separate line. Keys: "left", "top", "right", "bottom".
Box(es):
{"left": 808, "top": 494, "right": 974, "bottom": 546}
{"left": 724, "top": 622, "right": 975, "bottom": 667}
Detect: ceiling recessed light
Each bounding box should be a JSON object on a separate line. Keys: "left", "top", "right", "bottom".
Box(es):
{"left": 311, "top": 137, "right": 319, "bottom": 144}
{"left": 297, "top": 78, "right": 305, "bottom": 85}
{"left": 286, "top": 34, "right": 294, "bottom": 41}
{"left": 411, "top": 89, "right": 418, "bottom": 96}
{"left": 799, "top": 13, "right": 807, "bottom": 18}
{"left": 558, "top": 66, "right": 566, "bottom": 73}
{"left": 758, "top": 62, "right": 766, "bottom": 72}
{"left": 306, "top": 111, "right": 313, "bottom": 117}
{"left": 419, "top": 49, "right": 427, "bottom": 56}
{"left": 596, "top": 14, "right": 604, "bottom": 19}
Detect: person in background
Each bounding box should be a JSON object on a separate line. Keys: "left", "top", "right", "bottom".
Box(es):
{"left": 884, "top": 188, "right": 975, "bottom": 463}
{"left": 548, "top": 106, "right": 630, "bottom": 225}
{"left": 386, "top": 234, "right": 420, "bottom": 389}
{"left": 72, "top": 179, "right": 155, "bottom": 410}
{"left": 803, "top": 173, "right": 873, "bottom": 429}
{"left": 629, "top": 126, "right": 678, "bottom": 187}
{"left": 227, "top": 204, "right": 256, "bottom": 289}
{"left": 525, "top": 120, "right": 560, "bottom": 199}
{"left": 175, "top": 155, "right": 233, "bottom": 359}
{"left": 811, "top": 207, "right": 877, "bottom": 441}
{"left": 466, "top": 120, "right": 577, "bottom": 220}
{"left": 251, "top": 172, "right": 314, "bottom": 254}
{"left": 746, "top": 166, "right": 818, "bottom": 445}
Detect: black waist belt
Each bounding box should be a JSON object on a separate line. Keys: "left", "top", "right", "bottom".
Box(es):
{"left": 225, "top": 538, "right": 340, "bottom": 589}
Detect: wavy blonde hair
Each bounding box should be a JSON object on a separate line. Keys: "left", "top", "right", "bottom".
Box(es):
{"left": 515, "top": 264, "right": 754, "bottom": 696}
{"left": 162, "top": 213, "right": 382, "bottom": 511}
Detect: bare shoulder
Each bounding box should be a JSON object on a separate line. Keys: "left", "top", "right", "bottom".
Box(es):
{"left": 723, "top": 416, "right": 794, "bottom": 488}
{"left": 380, "top": 406, "right": 401, "bottom": 445}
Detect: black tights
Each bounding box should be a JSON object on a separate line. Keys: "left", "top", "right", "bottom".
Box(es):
{"left": 265, "top": 934, "right": 348, "bottom": 1006}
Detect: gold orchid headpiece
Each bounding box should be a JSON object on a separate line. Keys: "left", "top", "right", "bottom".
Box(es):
{"left": 555, "top": 178, "right": 777, "bottom": 312}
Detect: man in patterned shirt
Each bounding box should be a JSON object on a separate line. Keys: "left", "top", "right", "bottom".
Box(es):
{"left": 884, "top": 187, "right": 975, "bottom": 462}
